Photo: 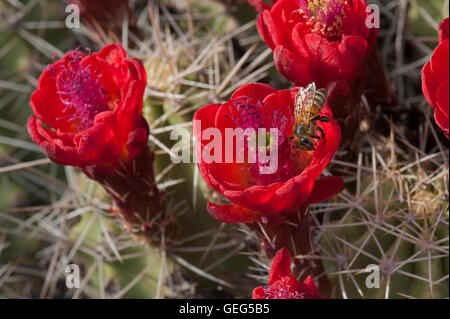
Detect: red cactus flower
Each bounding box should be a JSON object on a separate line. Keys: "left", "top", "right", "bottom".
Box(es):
{"left": 422, "top": 18, "right": 449, "bottom": 139}
{"left": 28, "top": 43, "right": 149, "bottom": 170}
{"left": 250, "top": 0, "right": 378, "bottom": 94}
{"left": 193, "top": 83, "right": 343, "bottom": 223}
{"left": 252, "top": 247, "right": 321, "bottom": 299}
{"left": 28, "top": 44, "right": 172, "bottom": 244}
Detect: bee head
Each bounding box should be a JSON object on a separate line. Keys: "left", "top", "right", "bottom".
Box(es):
{"left": 298, "top": 138, "right": 315, "bottom": 151}
{"left": 294, "top": 125, "right": 305, "bottom": 136}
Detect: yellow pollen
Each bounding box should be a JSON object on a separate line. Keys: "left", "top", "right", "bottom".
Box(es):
{"left": 297, "top": 0, "right": 347, "bottom": 40}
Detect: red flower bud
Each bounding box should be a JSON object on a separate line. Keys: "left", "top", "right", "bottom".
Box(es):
{"left": 252, "top": 247, "right": 321, "bottom": 299}
{"left": 28, "top": 44, "right": 148, "bottom": 169}
{"left": 251, "top": 0, "right": 378, "bottom": 94}
{"left": 422, "top": 18, "right": 449, "bottom": 139}
{"left": 193, "top": 83, "right": 343, "bottom": 223}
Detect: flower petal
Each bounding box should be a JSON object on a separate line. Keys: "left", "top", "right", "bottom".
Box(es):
{"left": 274, "top": 45, "right": 311, "bottom": 86}
{"left": 439, "top": 18, "right": 449, "bottom": 43}
{"left": 207, "top": 202, "right": 262, "bottom": 223}
{"left": 305, "top": 176, "right": 344, "bottom": 205}
{"left": 338, "top": 36, "right": 368, "bottom": 83}
{"left": 257, "top": 10, "right": 285, "bottom": 50}
{"left": 435, "top": 81, "right": 449, "bottom": 138}
{"left": 98, "top": 43, "right": 127, "bottom": 65}
{"left": 268, "top": 247, "right": 293, "bottom": 284}
{"left": 230, "top": 82, "right": 278, "bottom": 101}
{"left": 27, "top": 117, "right": 82, "bottom": 166}
{"left": 30, "top": 87, "right": 78, "bottom": 133}
{"left": 430, "top": 40, "right": 449, "bottom": 83}
{"left": 77, "top": 120, "right": 116, "bottom": 162}
{"left": 299, "top": 276, "right": 321, "bottom": 299}
{"left": 252, "top": 287, "right": 266, "bottom": 299}
{"left": 422, "top": 62, "right": 438, "bottom": 108}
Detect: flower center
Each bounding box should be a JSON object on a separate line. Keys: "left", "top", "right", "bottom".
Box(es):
{"left": 262, "top": 278, "right": 304, "bottom": 299}
{"left": 53, "top": 52, "right": 110, "bottom": 131}
{"left": 230, "top": 96, "right": 300, "bottom": 186}
{"left": 296, "top": 0, "right": 346, "bottom": 41}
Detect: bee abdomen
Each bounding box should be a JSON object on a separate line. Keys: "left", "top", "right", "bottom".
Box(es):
{"left": 311, "top": 88, "right": 327, "bottom": 114}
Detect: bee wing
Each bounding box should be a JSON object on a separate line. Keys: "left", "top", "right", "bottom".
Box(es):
{"left": 294, "top": 92, "right": 303, "bottom": 118}
{"left": 295, "top": 83, "right": 316, "bottom": 124}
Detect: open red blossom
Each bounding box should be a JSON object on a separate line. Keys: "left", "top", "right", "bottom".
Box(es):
{"left": 28, "top": 43, "right": 148, "bottom": 169}
{"left": 252, "top": 247, "right": 321, "bottom": 299}
{"left": 250, "top": 0, "right": 378, "bottom": 94}
{"left": 193, "top": 83, "right": 343, "bottom": 223}
{"left": 422, "top": 18, "right": 449, "bottom": 139}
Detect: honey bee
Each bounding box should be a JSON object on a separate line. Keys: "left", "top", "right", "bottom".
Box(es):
{"left": 291, "top": 82, "right": 330, "bottom": 151}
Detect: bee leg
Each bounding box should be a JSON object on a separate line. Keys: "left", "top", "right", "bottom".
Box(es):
{"left": 310, "top": 115, "right": 321, "bottom": 122}
{"left": 308, "top": 135, "right": 321, "bottom": 150}
{"left": 317, "top": 126, "right": 327, "bottom": 143}
{"left": 311, "top": 115, "right": 338, "bottom": 124}
{"left": 319, "top": 116, "right": 338, "bottom": 123}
